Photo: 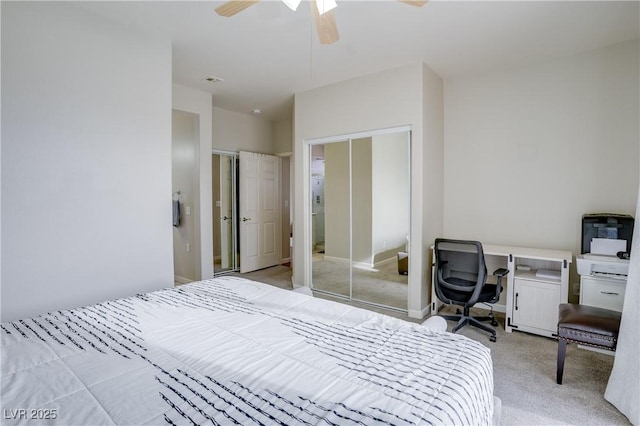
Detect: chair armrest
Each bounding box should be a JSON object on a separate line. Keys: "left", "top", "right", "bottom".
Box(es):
{"left": 493, "top": 268, "right": 509, "bottom": 277}
{"left": 492, "top": 268, "right": 509, "bottom": 295}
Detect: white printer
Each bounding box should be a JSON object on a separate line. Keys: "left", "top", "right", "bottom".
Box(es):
{"left": 577, "top": 214, "right": 634, "bottom": 312}
{"left": 577, "top": 253, "right": 629, "bottom": 279}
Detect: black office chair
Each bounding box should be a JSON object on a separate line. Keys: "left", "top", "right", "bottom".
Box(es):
{"left": 433, "top": 238, "right": 508, "bottom": 342}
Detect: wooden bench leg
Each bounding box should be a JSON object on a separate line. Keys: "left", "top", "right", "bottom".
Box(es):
{"left": 557, "top": 338, "right": 567, "bottom": 384}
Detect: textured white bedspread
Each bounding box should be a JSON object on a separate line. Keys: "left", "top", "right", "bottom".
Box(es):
{"left": 1, "top": 276, "right": 493, "bottom": 425}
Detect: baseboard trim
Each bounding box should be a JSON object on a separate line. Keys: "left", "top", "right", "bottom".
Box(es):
{"left": 373, "top": 256, "right": 396, "bottom": 268}
{"left": 174, "top": 275, "right": 193, "bottom": 286}
{"left": 408, "top": 305, "right": 430, "bottom": 319}
{"left": 322, "top": 255, "right": 395, "bottom": 270}
{"left": 322, "top": 255, "right": 350, "bottom": 264}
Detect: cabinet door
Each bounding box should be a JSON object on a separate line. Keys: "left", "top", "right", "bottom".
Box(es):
{"left": 513, "top": 278, "right": 561, "bottom": 333}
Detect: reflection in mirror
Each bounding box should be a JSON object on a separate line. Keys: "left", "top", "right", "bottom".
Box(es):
{"left": 310, "top": 130, "right": 410, "bottom": 311}
{"left": 351, "top": 133, "right": 409, "bottom": 310}
{"left": 212, "top": 152, "right": 238, "bottom": 275}
{"left": 311, "top": 141, "right": 350, "bottom": 297}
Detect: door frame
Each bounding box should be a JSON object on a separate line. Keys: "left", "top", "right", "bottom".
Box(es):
{"left": 211, "top": 149, "right": 239, "bottom": 276}
{"left": 275, "top": 152, "right": 293, "bottom": 267}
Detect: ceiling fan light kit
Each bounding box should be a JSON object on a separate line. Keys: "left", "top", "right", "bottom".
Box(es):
{"left": 310, "top": 0, "right": 339, "bottom": 44}
{"left": 315, "top": 0, "right": 337, "bottom": 15}
{"left": 214, "top": 0, "right": 259, "bottom": 17}
{"left": 214, "top": 0, "right": 427, "bottom": 45}
{"left": 281, "top": 0, "right": 302, "bottom": 12}
{"left": 398, "top": 0, "right": 428, "bottom": 7}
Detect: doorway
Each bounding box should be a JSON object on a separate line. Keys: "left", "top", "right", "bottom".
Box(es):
{"left": 172, "top": 110, "right": 199, "bottom": 284}
{"left": 212, "top": 150, "right": 287, "bottom": 276}
{"left": 212, "top": 151, "right": 239, "bottom": 275}
{"left": 238, "top": 151, "right": 282, "bottom": 273}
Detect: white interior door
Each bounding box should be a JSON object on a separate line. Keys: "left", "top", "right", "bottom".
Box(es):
{"left": 239, "top": 151, "right": 281, "bottom": 273}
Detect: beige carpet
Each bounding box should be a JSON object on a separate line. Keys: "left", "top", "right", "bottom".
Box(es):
{"left": 233, "top": 265, "right": 630, "bottom": 425}
{"left": 311, "top": 253, "right": 408, "bottom": 310}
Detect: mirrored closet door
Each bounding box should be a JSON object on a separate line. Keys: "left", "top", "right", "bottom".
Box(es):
{"left": 310, "top": 128, "right": 410, "bottom": 311}
{"left": 311, "top": 141, "right": 351, "bottom": 298}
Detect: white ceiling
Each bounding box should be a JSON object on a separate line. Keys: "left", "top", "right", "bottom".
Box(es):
{"left": 79, "top": 1, "right": 640, "bottom": 121}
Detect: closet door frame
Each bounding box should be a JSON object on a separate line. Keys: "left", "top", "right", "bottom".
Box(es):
{"left": 305, "top": 125, "right": 412, "bottom": 311}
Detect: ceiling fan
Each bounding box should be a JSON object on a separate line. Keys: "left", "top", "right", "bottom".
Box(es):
{"left": 215, "top": 0, "right": 428, "bottom": 45}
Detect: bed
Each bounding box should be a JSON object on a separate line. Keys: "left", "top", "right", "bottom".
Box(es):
{"left": 1, "top": 276, "right": 494, "bottom": 425}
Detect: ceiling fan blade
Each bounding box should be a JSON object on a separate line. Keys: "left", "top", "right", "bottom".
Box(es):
{"left": 310, "top": 0, "right": 339, "bottom": 45}
{"left": 398, "top": 0, "right": 428, "bottom": 7}
{"left": 215, "top": 0, "right": 260, "bottom": 17}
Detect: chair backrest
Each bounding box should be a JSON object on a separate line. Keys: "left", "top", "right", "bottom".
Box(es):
{"left": 434, "top": 238, "right": 487, "bottom": 307}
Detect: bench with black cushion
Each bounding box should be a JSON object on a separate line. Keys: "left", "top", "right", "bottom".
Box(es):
{"left": 556, "top": 303, "right": 622, "bottom": 384}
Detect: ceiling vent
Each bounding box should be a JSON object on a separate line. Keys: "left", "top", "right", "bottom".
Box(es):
{"left": 203, "top": 75, "right": 224, "bottom": 84}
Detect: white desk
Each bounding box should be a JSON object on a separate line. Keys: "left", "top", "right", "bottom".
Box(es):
{"left": 431, "top": 243, "right": 573, "bottom": 338}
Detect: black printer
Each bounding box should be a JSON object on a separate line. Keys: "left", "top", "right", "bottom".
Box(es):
{"left": 581, "top": 213, "right": 634, "bottom": 257}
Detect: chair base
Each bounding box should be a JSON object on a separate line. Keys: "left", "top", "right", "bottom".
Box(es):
{"left": 441, "top": 309, "right": 498, "bottom": 342}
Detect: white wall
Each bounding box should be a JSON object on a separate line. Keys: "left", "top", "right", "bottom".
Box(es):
{"left": 212, "top": 107, "right": 274, "bottom": 153}
{"left": 294, "top": 63, "right": 443, "bottom": 317}
{"left": 444, "top": 40, "right": 639, "bottom": 256}
{"left": 273, "top": 118, "right": 293, "bottom": 154}
{"left": 1, "top": 2, "right": 173, "bottom": 322}
{"left": 422, "top": 65, "right": 445, "bottom": 309}
{"left": 172, "top": 84, "right": 214, "bottom": 280}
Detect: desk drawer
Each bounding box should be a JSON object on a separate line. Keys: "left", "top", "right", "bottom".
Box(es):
{"left": 580, "top": 276, "right": 625, "bottom": 312}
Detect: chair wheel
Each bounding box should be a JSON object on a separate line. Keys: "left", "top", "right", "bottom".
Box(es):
{"left": 491, "top": 320, "right": 498, "bottom": 326}
{"left": 490, "top": 335, "right": 496, "bottom": 342}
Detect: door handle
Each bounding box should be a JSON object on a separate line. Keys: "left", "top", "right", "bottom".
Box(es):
{"left": 515, "top": 292, "right": 519, "bottom": 310}
{"left": 242, "top": 217, "right": 251, "bottom": 222}
{"left": 222, "top": 216, "right": 231, "bottom": 221}
{"left": 600, "top": 291, "right": 619, "bottom": 295}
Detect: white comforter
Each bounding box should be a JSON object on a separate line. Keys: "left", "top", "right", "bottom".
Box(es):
{"left": 1, "top": 277, "right": 493, "bottom": 425}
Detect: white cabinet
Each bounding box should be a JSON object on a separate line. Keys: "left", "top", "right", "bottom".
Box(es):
{"left": 511, "top": 277, "right": 562, "bottom": 335}
{"left": 506, "top": 252, "right": 570, "bottom": 338}
{"left": 580, "top": 276, "right": 626, "bottom": 312}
